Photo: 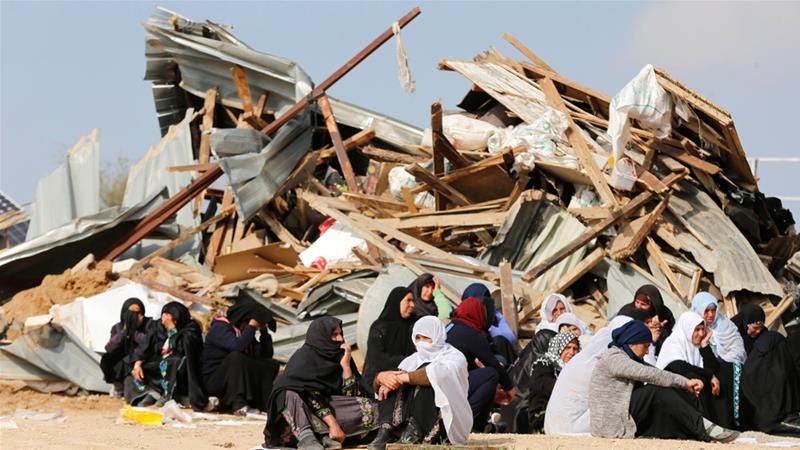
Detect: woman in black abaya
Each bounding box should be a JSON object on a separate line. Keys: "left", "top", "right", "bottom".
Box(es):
{"left": 362, "top": 287, "right": 416, "bottom": 396}
{"left": 158, "top": 301, "right": 207, "bottom": 410}
{"left": 263, "top": 317, "right": 377, "bottom": 450}
{"left": 202, "top": 297, "right": 280, "bottom": 414}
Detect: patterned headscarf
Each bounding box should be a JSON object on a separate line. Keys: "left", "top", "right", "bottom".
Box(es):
{"left": 532, "top": 331, "right": 579, "bottom": 374}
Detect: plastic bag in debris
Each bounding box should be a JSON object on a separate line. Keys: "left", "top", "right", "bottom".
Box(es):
{"left": 442, "top": 114, "right": 498, "bottom": 151}
{"left": 488, "top": 107, "right": 577, "bottom": 171}
{"left": 299, "top": 221, "right": 367, "bottom": 268}
{"left": 160, "top": 400, "right": 192, "bottom": 424}
{"left": 387, "top": 166, "right": 435, "bottom": 209}
{"left": 607, "top": 64, "right": 672, "bottom": 163}
{"left": 567, "top": 186, "right": 601, "bottom": 209}
{"left": 119, "top": 405, "right": 163, "bottom": 425}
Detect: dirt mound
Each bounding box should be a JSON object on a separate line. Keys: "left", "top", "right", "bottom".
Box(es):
{"left": 0, "top": 381, "right": 122, "bottom": 415}
{"left": 1, "top": 261, "right": 118, "bottom": 338}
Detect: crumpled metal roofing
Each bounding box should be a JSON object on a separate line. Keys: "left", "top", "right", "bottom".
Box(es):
{"left": 143, "top": 7, "right": 423, "bottom": 149}
{"left": 666, "top": 181, "right": 783, "bottom": 298}
{"left": 482, "top": 193, "right": 587, "bottom": 293}
{"left": 601, "top": 258, "right": 687, "bottom": 319}
{"left": 26, "top": 129, "right": 101, "bottom": 241}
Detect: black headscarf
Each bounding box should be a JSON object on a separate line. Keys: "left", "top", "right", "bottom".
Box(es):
{"left": 120, "top": 297, "right": 146, "bottom": 353}
{"left": 634, "top": 284, "right": 675, "bottom": 331}
{"left": 227, "top": 297, "right": 277, "bottom": 332}
{"left": 731, "top": 304, "right": 766, "bottom": 355}
{"left": 462, "top": 283, "right": 497, "bottom": 329}
{"left": 161, "top": 301, "right": 191, "bottom": 330}
{"left": 617, "top": 303, "right": 656, "bottom": 322}
{"left": 740, "top": 331, "right": 800, "bottom": 433}
{"left": 408, "top": 273, "right": 438, "bottom": 318}
{"left": 609, "top": 320, "right": 653, "bottom": 364}
{"left": 266, "top": 316, "right": 355, "bottom": 426}
{"left": 362, "top": 287, "right": 416, "bottom": 392}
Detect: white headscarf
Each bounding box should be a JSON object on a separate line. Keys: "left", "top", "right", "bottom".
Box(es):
{"left": 544, "top": 315, "right": 632, "bottom": 436}
{"left": 691, "top": 292, "right": 746, "bottom": 364}
{"left": 536, "top": 293, "right": 573, "bottom": 333}
{"left": 398, "top": 316, "right": 472, "bottom": 444}
{"left": 656, "top": 311, "right": 704, "bottom": 369}
{"left": 554, "top": 312, "right": 592, "bottom": 336}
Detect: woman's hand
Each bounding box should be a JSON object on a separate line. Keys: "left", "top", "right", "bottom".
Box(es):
{"left": 701, "top": 327, "right": 713, "bottom": 348}
{"left": 474, "top": 358, "right": 486, "bottom": 369}
{"left": 711, "top": 375, "right": 721, "bottom": 396}
{"left": 377, "top": 385, "right": 391, "bottom": 401}
{"left": 248, "top": 318, "right": 261, "bottom": 328}
{"left": 376, "top": 371, "right": 405, "bottom": 390}
{"left": 339, "top": 343, "right": 353, "bottom": 378}
{"left": 684, "top": 379, "right": 704, "bottom": 397}
{"left": 433, "top": 276, "right": 441, "bottom": 291}
{"left": 132, "top": 360, "right": 144, "bottom": 381}
{"left": 323, "top": 415, "right": 346, "bottom": 443}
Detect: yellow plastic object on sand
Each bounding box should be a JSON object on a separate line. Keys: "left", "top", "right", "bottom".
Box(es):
{"left": 120, "top": 405, "right": 163, "bottom": 425}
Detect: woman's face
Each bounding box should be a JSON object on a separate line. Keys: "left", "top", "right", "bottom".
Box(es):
{"left": 420, "top": 283, "right": 435, "bottom": 301}
{"left": 703, "top": 306, "right": 717, "bottom": 326}
{"left": 629, "top": 342, "right": 651, "bottom": 358}
{"left": 161, "top": 312, "right": 176, "bottom": 330}
{"left": 551, "top": 301, "right": 566, "bottom": 321}
{"left": 414, "top": 334, "right": 433, "bottom": 344}
{"left": 399, "top": 294, "right": 415, "bottom": 319}
{"left": 560, "top": 340, "right": 580, "bottom": 363}
{"left": 691, "top": 323, "right": 706, "bottom": 345}
{"left": 634, "top": 295, "right": 651, "bottom": 310}
{"left": 558, "top": 324, "right": 582, "bottom": 336}
{"left": 330, "top": 326, "right": 344, "bottom": 343}
{"left": 746, "top": 322, "right": 764, "bottom": 339}
{"left": 128, "top": 304, "right": 144, "bottom": 327}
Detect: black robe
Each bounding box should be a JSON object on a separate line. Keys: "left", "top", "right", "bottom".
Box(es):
{"left": 740, "top": 331, "right": 800, "bottom": 434}
{"left": 362, "top": 287, "right": 415, "bottom": 395}
{"left": 663, "top": 349, "right": 735, "bottom": 430}
{"left": 159, "top": 302, "right": 208, "bottom": 410}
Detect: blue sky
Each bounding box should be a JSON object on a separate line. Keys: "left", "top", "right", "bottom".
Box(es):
{"left": 1, "top": 1, "right": 798, "bottom": 217}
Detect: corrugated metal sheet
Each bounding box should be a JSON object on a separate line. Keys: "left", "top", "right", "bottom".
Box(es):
{"left": 26, "top": 129, "right": 101, "bottom": 241}
{"left": 481, "top": 193, "right": 587, "bottom": 293}
{"left": 600, "top": 258, "right": 687, "bottom": 318}
{"left": 666, "top": 181, "right": 783, "bottom": 298}
{"left": 442, "top": 60, "right": 549, "bottom": 125}
{"left": 143, "top": 7, "right": 422, "bottom": 149}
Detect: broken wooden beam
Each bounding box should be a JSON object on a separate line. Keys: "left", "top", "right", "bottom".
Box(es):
{"left": 499, "top": 260, "right": 519, "bottom": 337}
{"left": 318, "top": 94, "right": 360, "bottom": 193}
{"left": 548, "top": 247, "right": 605, "bottom": 294}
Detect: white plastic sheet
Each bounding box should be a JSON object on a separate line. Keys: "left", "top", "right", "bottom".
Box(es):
{"left": 298, "top": 222, "right": 367, "bottom": 268}
{"left": 607, "top": 64, "right": 672, "bottom": 162}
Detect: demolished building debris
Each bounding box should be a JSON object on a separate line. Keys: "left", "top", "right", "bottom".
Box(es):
{"left": 1, "top": 6, "right": 798, "bottom": 392}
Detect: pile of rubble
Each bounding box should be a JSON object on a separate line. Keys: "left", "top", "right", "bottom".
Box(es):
{"left": 1, "top": 6, "right": 798, "bottom": 392}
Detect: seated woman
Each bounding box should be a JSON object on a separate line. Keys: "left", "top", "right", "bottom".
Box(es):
{"left": 733, "top": 305, "right": 800, "bottom": 435}
{"left": 618, "top": 284, "right": 676, "bottom": 348}
{"left": 657, "top": 311, "right": 729, "bottom": 427}
{"left": 544, "top": 315, "right": 632, "bottom": 435}
{"left": 362, "top": 287, "right": 416, "bottom": 396}
{"left": 203, "top": 297, "right": 280, "bottom": 414}
{"left": 589, "top": 320, "right": 737, "bottom": 442}
{"left": 522, "top": 332, "right": 580, "bottom": 433}
{"left": 445, "top": 297, "right": 516, "bottom": 431}
{"left": 535, "top": 294, "right": 572, "bottom": 333}
{"left": 263, "top": 317, "right": 377, "bottom": 450}
{"left": 100, "top": 297, "right": 164, "bottom": 405}
{"left": 157, "top": 301, "right": 207, "bottom": 410}
{"left": 368, "top": 316, "right": 471, "bottom": 450}
{"left": 691, "top": 292, "right": 746, "bottom": 429}
{"left": 554, "top": 312, "right": 589, "bottom": 336}
{"left": 407, "top": 273, "right": 451, "bottom": 319}
{"left": 463, "top": 283, "right": 517, "bottom": 366}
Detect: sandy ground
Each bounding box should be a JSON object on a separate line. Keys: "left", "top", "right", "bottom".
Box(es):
{"left": 2, "top": 384, "right": 799, "bottom": 450}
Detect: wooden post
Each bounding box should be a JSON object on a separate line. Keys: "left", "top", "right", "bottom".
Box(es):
{"left": 499, "top": 260, "right": 518, "bottom": 336}
{"left": 318, "top": 94, "right": 360, "bottom": 193}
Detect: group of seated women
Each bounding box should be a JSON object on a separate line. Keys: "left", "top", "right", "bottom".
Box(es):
{"left": 102, "top": 274, "right": 800, "bottom": 449}
{"left": 100, "top": 296, "right": 280, "bottom": 415}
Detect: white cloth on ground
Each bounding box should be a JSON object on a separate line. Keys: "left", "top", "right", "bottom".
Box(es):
{"left": 398, "top": 316, "right": 472, "bottom": 444}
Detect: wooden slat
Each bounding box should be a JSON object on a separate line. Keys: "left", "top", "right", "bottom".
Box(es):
{"left": 318, "top": 128, "right": 376, "bottom": 161}
{"left": 431, "top": 101, "right": 470, "bottom": 169}
{"left": 538, "top": 77, "right": 618, "bottom": 207}
{"left": 405, "top": 163, "right": 471, "bottom": 206}
{"left": 205, "top": 188, "right": 234, "bottom": 267}
{"left": 548, "top": 247, "right": 606, "bottom": 293}
{"left": 766, "top": 294, "right": 795, "bottom": 329}
{"left": 499, "top": 260, "right": 519, "bottom": 337}
{"left": 609, "top": 193, "right": 671, "bottom": 260}
{"left": 231, "top": 64, "right": 255, "bottom": 115}
{"left": 502, "top": 32, "right": 555, "bottom": 72}
{"left": 646, "top": 237, "right": 687, "bottom": 300}
{"left": 318, "top": 94, "right": 360, "bottom": 193}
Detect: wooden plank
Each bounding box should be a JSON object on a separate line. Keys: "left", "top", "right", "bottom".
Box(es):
{"left": 205, "top": 188, "right": 234, "bottom": 268}
{"left": 689, "top": 268, "right": 703, "bottom": 299}
{"left": 502, "top": 32, "right": 555, "bottom": 72}
{"left": 548, "top": 247, "right": 605, "bottom": 293}
{"left": 168, "top": 163, "right": 216, "bottom": 173}
{"left": 133, "top": 205, "right": 236, "bottom": 269}
{"left": 567, "top": 206, "right": 612, "bottom": 220}
{"left": 360, "top": 145, "right": 425, "bottom": 164}
{"left": 499, "top": 260, "right": 519, "bottom": 337}
{"left": 637, "top": 170, "right": 668, "bottom": 193}
{"left": 259, "top": 7, "right": 422, "bottom": 136}
{"left": 376, "top": 211, "right": 505, "bottom": 229}
{"left": 195, "top": 87, "right": 218, "bottom": 215}
{"left": 521, "top": 171, "right": 685, "bottom": 281}
{"left": 503, "top": 166, "right": 530, "bottom": 211}
{"left": 431, "top": 101, "right": 470, "bottom": 169}
{"left": 609, "top": 193, "right": 671, "bottom": 260}
{"left": 642, "top": 145, "right": 657, "bottom": 172}
{"left": 646, "top": 237, "right": 687, "bottom": 300}
{"left": 538, "top": 77, "right": 618, "bottom": 207}
{"left": 257, "top": 210, "right": 306, "bottom": 253}
{"left": 318, "top": 94, "right": 360, "bottom": 193}
{"left": 318, "top": 128, "right": 376, "bottom": 161}
{"left": 658, "top": 144, "right": 721, "bottom": 175}
{"left": 231, "top": 64, "right": 255, "bottom": 115}
{"left": 254, "top": 92, "right": 268, "bottom": 117}
{"left": 132, "top": 276, "right": 216, "bottom": 306}
{"left": 766, "top": 294, "right": 794, "bottom": 329}
{"left": 405, "top": 163, "right": 471, "bottom": 206}
{"left": 400, "top": 187, "right": 418, "bottom": 213}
